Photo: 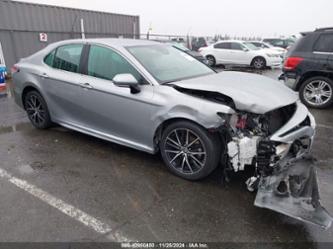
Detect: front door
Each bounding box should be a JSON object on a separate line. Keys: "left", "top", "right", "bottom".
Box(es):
{"left": 77, "top": 44, "right": 155, "bottom": 150}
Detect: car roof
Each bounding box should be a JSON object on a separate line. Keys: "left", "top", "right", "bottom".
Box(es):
{"left": 215, "top": 40, "right": 244, "bottom": 43}
{"left": 49, "top": 38, "right": 160, "bottom": 49}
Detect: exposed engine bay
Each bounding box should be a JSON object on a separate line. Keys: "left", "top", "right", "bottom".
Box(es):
{"left": 219, "top": 104, "right": 333, "bottom": 229}
{"left": 172, "top": 81, "right": 332, "bottom": 229}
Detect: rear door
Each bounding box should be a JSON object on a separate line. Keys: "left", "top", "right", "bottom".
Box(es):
{"left": 229, "top": 42, "right": 249, "bottom": 64}
{"left": 313, "top": 33, "right": 333, "bottom": 71}
{"left": 213, "top": 42, "right": 232, "bottom": 64}
{"left": 41, "top": 43, "right": 87, "bottom": 125}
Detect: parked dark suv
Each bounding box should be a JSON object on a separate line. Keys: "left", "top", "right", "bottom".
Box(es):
{"left": 281, "top": 28, "right": 333, "bottom": 108}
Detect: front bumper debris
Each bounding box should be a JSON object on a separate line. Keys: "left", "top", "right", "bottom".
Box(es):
{"left": 255, "top": 158, "right": 333, "bottom": 229}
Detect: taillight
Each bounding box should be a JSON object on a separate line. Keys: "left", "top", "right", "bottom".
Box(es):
{"left": 11, "top": 65, "right": 19, "bottom": 74}
{"left": 283, "top": 57, "right": 304, "bottom": 70}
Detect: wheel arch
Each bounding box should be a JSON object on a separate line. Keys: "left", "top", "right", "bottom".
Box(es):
{"left": 21, "top": 84, "right": 43, "bottom": 109}
{"left": 296, "top": 71, "right": 333, "bottom": 91}
{"left": 251, "top": 56, "right": 266, "bottom": 66}
{"left": 205, "top": 54, "right": 216, "bottom": 59}
{"left": 153, "top": 117, "right": 221, "bottom": 152}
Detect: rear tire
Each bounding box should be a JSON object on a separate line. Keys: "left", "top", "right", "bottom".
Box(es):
{"left": 299, "top": 76, "right": 333, "bottom": 109}
{"left": 24, "top": 91, "right": 52, "bottom": 129}
{"left": 160, "top": 121, "right": 221, "bottom": 181}
{"left": 251, "top": 56, "right": 266, "bottom": 70}
{"left": 206, "top": 55, "right": 216, "bottom": 67}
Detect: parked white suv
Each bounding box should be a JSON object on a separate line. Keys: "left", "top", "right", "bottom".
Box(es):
{"left": 199, "top": 40, "right": 282, "bottom": 69}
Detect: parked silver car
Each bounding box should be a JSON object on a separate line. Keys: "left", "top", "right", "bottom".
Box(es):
{"left": 12, "top": 39, "right": 332, "bottom": 228}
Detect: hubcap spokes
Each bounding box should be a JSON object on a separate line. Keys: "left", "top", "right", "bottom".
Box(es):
{"left": 26, "top": 95, "right": 45, "bottom": 125}
{"left": 165, "top": 129, "right": 206, "bottom": 175}
{"left": 304, "top": 80, "right": 332, "bottom": 106}
{"left": 254, "top": 59, "right": 263, "bottom": 68}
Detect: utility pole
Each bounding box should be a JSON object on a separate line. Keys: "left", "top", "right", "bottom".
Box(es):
{"left": 80, "top": 18, "right": 85, "bottom": 39}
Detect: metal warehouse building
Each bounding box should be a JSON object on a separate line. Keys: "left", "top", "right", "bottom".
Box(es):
{"left": 0, "top": 0, "right": 140, "bottom": 71}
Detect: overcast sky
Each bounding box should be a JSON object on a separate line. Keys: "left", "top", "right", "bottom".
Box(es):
{"left": 18, "top": 0, "right": 332, "bottom": 37}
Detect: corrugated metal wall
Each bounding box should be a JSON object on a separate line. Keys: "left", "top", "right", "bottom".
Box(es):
{"left": 0, "top": 0, "right": 140, "bottom": 70}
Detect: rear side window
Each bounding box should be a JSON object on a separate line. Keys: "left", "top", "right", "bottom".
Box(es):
{"left": 87, "top": 45, "right": 142, "bottom": 82}
{"left": 44, "top": 50, "right": 55, "bottom": 66}
{"left": 214, "top": 42, "right": 231, "bottom": 49}
{"left": 313, "top": 34, "right": 333, "bottom": 52}
{"left": 53, "top": 44, "right": 83, "bottom": 73}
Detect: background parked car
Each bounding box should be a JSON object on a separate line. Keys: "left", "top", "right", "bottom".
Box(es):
{"left": 191, "top": 37, "right": 208, "bottom": 51}
{"left": 263, "top": 38, "right": 295, "bottom": 49}
{"left": 281, "top": 27, "right": 333, "bottom": 109}
{"left": 199, "top": 40, "right": 282, "bottom": 69}
{"left": 247, "top": 41, "right": 287, "bottom": 58}
{"left": 170, "top": 37, "right": 187, "bottom": 47}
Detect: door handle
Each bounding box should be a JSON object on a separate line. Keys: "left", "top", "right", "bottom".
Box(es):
{"left": 39, "top": 73, "right": 49, "bottom": 78}
{"left": 80, "top": 83, "right": 94, "bottom": 89}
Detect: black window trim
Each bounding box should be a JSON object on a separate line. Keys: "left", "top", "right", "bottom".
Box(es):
{"left": 83, "top": 43, "right": 152, "bottom": 85}
{"left": 42, "top": 43, "right": 86, "bottom": 74}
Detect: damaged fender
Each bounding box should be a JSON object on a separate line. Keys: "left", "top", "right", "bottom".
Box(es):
{"left": 255, "top": 158, "right": 333, "bottom": 229}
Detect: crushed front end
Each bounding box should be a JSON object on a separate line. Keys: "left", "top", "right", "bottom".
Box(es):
{"left": 220, "top": 101, "right": 333, "bottom": 229}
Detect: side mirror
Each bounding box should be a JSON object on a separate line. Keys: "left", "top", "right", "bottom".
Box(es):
{"left": 113, "top": 74, "right": 140, "bottom": 94}
{"left": 243, "top": 48, "right": 249, "bottom": 52}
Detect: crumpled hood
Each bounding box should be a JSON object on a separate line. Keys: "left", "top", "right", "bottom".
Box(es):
{"left": 173, "top": 71, "right": 299, "bottom": 114}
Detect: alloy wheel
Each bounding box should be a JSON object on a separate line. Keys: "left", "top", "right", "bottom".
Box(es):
{"left": 164, "top": 128, "right": 207, "bottom": 175}
{"left": 253, "top": 58, "right": 265, "bottom": 69}
{"left": 206, "top": 56, "right": 215, "bottom": 67}
{"left": 303, "top": 80, "right": 332, "bottom": 106}
{"left": 25, "top": 94, "right": 46, "bottom": 126}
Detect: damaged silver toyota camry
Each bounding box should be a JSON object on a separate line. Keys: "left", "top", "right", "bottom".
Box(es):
{"left": 12, "top": 39, "right": 332, "bottom": 229}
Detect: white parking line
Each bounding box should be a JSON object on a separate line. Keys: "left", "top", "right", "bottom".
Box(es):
{"left": 0, "top": 167, "right": 131, "bottom": 242}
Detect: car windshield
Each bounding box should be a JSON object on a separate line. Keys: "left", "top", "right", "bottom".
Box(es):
{"left": 127, "top": 45, "right": 214, "bottom": 84}
{"left": 243, "top": 42, "right": 260, "bottom": 50}
{"left": 263, "top": 42, "right": 273, "bottom": 48}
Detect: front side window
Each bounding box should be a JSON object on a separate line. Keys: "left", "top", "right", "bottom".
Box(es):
{"left": 53, "top": 44, "right": 83, "bottom": 73}
{"left": 87, "top": 45, "right": 143, "bottom": 82}
{"left": 230, "top": 43, "right": 243, "bottom": 50}
{"left": 127, "top": 45, "right": 214, "bottom": 84}
{"left": 313, "top": 34, "right": 333, "bottom": 52}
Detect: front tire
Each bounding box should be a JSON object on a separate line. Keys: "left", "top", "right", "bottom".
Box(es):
{"left": 299, "top": 76, "right": 333, "bottom": 109}
{"left": 24, "top": 91, "right": 52, "bottom": 129}
{"left": 251, "top": 56, "right": 266, "bottom": 70}
{"left": 160, "top": 121, "right": 221, "bottom": 181}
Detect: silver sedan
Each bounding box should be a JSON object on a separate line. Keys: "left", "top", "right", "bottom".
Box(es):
{"left": 11, "top": 39, "right": 332, "bottom": 228}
